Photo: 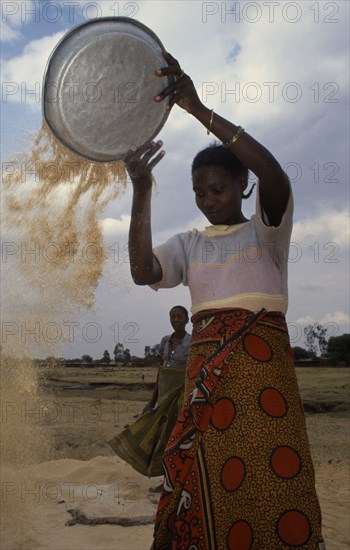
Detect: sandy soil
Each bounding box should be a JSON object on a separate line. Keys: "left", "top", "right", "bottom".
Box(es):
{"left": 1, "top": 366, "right": 349, "bottom": 550}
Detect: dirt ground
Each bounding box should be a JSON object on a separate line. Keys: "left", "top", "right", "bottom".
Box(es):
{"left": 1, "top": 365, "right": 349, "bottom": 549}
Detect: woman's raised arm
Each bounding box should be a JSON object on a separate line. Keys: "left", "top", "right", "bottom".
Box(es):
{"left": 155, "top": 52, "right": 290, "bottom": 227}
{"left": 124, "top": 141, "right": 164, "bottom": 285}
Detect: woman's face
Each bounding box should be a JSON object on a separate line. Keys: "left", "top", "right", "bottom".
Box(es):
{"left": 192, "top": 165, "right": 246, "bottom": 226}
{"left": 169, "top": 307, "right": 187, "bottom": 332}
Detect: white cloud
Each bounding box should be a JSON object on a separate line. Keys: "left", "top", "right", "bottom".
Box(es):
{"left": 321, "top": 311, "right": 350, "bottom": 326}
{"left": 295, "top": 312, "right": 350, "bottom": 328}
{"left": 101, "top": 215, "right": 131, "bottom": 238}
{"left": 1, "top": 0, "right": 35, "bottom": 42}
{"left": 292, "top": 210, "right": 350, "bottom": 247}
{"left": 1, "top": 22, "right": 20, "bottom": 42}
{"left": 294, "top": 315, "right": 315, "bottom": 326}
{"left": 2, "top": 32, "right": 65, "bottom": 108}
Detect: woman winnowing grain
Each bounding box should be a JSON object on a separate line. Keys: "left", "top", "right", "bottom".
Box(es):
{"left": 123, "top": 51, "right": 326, "bottom": 550}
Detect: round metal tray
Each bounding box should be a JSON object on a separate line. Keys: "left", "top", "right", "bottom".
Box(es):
{"left": 43, "top": 17, "right": 172, "bottom": 162}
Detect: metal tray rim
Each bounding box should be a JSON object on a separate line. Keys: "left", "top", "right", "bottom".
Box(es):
{"left": 42, "top": 17, "right": 171, "bottom": 163}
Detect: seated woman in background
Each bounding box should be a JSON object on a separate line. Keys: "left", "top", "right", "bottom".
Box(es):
{"left": 109, "top": 305, "right": 191, "bottom": 477}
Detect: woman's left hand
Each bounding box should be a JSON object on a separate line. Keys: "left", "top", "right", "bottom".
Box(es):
{"left": 154, "top": 51, "right": 202, "bottom": 114}
{"left": 124, "top": 140, "right": 164, "bottom": 188}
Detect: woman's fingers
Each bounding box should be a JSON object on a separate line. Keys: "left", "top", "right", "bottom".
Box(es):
{"left": 148, "top": 150, "right": 165, "bottom": 170}
{"left": 142, "top": 140, "right": 163, "bottom": 160}
{"left": 125, "top": 140, "right": 162, "bottom": 161}
{"left": 162, "top": 50, "right": 179, "bottom": 65}
{"left": 124, "top": 140, "right": 164, "bottom": 180}
{"left": 123, "top": 145, "right": 138, "bottom": 163}
{"left": 154, "top": 77, "right": 188, "bottom": 102}
{"left": 155, "top": 65, "right": 183, "bottom": 79}
{"left": 125, "top": 141, "right": 153, "bottom": 159}
{"left": 156, "top": 51, "right": 184, "bottom": 81}
{"left": 167, "top": 92, "right": 184, "bottom": 110}
{"left": 141, "top": 141, "right": 165, "bottom": 170}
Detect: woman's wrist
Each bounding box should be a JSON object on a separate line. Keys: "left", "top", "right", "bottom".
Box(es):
{"left": 189, "top": 101, "right": 210, "bottom": 120}
{"left": 132, "top": 181, "right": 153, "bottom": 200}
{"left": 131, "top": 174, "right": 153, "bottom": 186}
{"left": 189, "top": 104, "right": 236, "bottom": 142}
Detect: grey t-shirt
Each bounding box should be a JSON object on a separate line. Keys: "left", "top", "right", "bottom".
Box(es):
{"left": 159, "top": 332, "right": 192, "bottom": 369}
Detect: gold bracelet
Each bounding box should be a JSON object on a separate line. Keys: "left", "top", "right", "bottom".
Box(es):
{"left": 224, "top": 126, "right": 245, "bottom": 147}
{"left": 207, "top": 109, "right": 214, "bottom": 135}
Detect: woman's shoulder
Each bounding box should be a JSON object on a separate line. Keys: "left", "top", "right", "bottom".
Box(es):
{"left": 156, "top": 229, "right": 201, "bottom": 251}
{"left": 160, "top": 334, "right": 171, "bottom": 345}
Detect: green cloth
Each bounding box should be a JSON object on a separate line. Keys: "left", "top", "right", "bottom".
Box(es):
{"left": 108, "top": 366, "right": 185, "bottom": 477}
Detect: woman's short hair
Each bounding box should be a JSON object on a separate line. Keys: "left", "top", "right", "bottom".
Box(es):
{"left": 191, "top": 142, "right": 255, "bottom": 199}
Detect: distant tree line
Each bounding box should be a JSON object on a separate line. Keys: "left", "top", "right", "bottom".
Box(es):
{"left": 291, "top": 323, "right": 350, "bottom": 365}
{"left": 10, "top": 324, "right": 347, "bottom": 367}
{"left": 326, "top": 334, "right": 350, "bottom": 364}
{"left": 70, "top": 331, "right": 350, "bottom": 366}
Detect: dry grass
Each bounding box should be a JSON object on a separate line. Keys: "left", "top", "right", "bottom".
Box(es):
{"left": 40, "top": 365, "right": 349, "bottom": 406}
{"left": 32, "top": 365, "right": 350, "bottom": 466}
{"left": 295, "top": 367, "right": 349, "bottom": 411}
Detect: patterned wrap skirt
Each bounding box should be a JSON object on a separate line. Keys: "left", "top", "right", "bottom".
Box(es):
{"left": 109, "top": 366, "right": 185, "bottom": 477}
{"left": 151, "top": 308, "right": 325, "bottom": 550}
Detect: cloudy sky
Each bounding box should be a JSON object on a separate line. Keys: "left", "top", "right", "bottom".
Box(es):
{"left": 1, "top": 0, "right": 349, "bottom": 359}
